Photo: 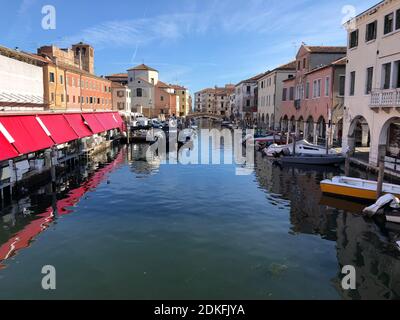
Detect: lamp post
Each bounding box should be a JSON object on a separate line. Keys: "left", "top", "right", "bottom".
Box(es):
{"left": 149, "top": 99, "right": 153, "bottom": 119}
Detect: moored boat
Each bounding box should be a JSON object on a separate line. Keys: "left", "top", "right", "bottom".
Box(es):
{"left": 264, "top": 139, "right": 337, "bottom": 157}
{"left": 320, "top": 176, "right": 400, "bottom": 201}
{"left": 279, "top": 154, "right": 345, "bottom": 165}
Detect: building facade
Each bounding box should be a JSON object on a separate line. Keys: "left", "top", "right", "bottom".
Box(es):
{"left": 342, "top": 0, "right": 400, "bottom": 168}
{"left": 235, "top": 74, "right": 263, "bottom": 120}
{"left": 171, "top": 85, "right": 191, "bottom": 116}
{"left": 257, "top": 61, "right": 296, "bottom": 130}
{"left": 279, "top": 45, "right": 346, "bottom": 144}
{"left": 36, "top": 43, "right": 112, "bottom": 112}
{"left": 0, "top": 46, "right": 47, "bottom": 112}
{"left": 194, "top": 85, "right": 234, "bottom": 117}
{"left": 111, "top": 82, "right": 132, "bottom": 121}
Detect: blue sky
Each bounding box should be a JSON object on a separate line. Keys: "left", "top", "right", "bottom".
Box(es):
{"left": 1, "top": 0, "right": 378, "bottom": 94}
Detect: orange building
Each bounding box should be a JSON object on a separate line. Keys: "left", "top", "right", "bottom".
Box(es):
{"left": 35, "top": 43, "right": 112, "bottom": 112}
{"left": 155, "top": 81, "right": 177, "bottom": 117}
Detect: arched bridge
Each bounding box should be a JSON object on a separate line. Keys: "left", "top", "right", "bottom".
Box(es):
{"left": 186, "top": 113, "right": 225, "bottom": 121}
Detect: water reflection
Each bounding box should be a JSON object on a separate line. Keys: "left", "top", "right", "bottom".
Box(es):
{"left": 0, "top": 146, "right": 125, "bottom": 268}
{"left": 254, "top": 151, "right": 400, "bottom": 299}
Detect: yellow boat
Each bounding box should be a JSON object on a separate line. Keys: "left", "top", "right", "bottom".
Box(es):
{"left": 320, "top": 176, "right": 400, "bottom": 201}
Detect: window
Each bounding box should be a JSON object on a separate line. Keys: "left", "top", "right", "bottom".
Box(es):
{"left": 384, "top": 13, "right": 394, "bottom": 34}
{"left": 117, "top": 90, "right": 124, "bottom": 98}
{"left": 282, "top": 88, "right": 287, "bottom": 101}
{"left": 350, "top": 71, "right": 356, "bottom": 96}
{"left": 73, "top": 96, "right": 76, "bottom": 103}
{"left": 298, "top": 60, "right": 301, "bottom": 70}
{"left": 90, "top": 97, "right": 93, "bottom": 104}
{"left": 60, "top": 75, "right": 63, "bottom": 84}
{"left": 246, "top": 86, "right": 251, "bottom": 94}
{"left": 382, "top": 63, "right": 392, "bottom": 89}
{"left": 51, "top": 93, "right": 54, "bottom": 102}
{"left": 246, "top": 99, "right": 250, "bottom": 107}
{"left": 61, "top": 94, "right": 64, "bottom": 103}
{"left": 161, "top": 96, "right": 164, "bottom": 102}
{"left": 366, "top": 21, "right": 377, "bottom": 42}
{"left": 66, "top": 95, "right": 69, "bottom": 103}
{"left": 395, "top": 61, "right": 400, "bottom": 88}
{"left": 313, "top": 80, "right": 321, "bottom": 98}
{"left": 289, "top": 87, "right": 294, "bottom": 100}
{"left": 136, "top": 88, "right": 143, "bottom": 97}
{"left": 325, "top": 77, "right": 330, "bottom": 96}
{"left": 306, "top": 82, "right": 310, "bottom": 99}
{"left": 397, "top": 9, "right": 400, "bottom": 30}
{"left": 365, "top": 67, "right": 373, "bottom": 94}
{"left": 339, "top": 76, "right": 345, "bottom": 96}
{"left": 349, "top": 29, "right": 359, "bottom": 48}
{"left": 49, "top": 72, "right": 55, "bottom": 83}
{"left": 303, "top": 58, "right": 306, "bottom": 69}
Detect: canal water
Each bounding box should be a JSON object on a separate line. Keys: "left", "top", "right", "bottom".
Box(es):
{"left": 0, "top": 127, "right": 400, "bottom": 300}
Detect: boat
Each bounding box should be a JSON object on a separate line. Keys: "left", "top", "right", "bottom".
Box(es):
{"left": 242, "top": 133, "right": 283, "bottom": 148}
{"left": 320, "top": 176, "right": 400, "bottom": 201}
{"left": 279, "top": 154, "right": 345, "bottom": 165}
{"left": 264, "top": 139, "right": 337, "bottom": 157}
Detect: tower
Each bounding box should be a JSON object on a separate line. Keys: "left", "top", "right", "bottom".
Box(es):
{"left": 72, "top": 42, "right": 94, "bottom": 74}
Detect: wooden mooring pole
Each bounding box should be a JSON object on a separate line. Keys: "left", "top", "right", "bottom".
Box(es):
{"left": 376, "top": 145, "right": 386, "bottom": 199}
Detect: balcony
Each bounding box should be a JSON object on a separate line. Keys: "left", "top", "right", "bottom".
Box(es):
{"left": 370, "top": 89, "right": 400, "bottom": 110}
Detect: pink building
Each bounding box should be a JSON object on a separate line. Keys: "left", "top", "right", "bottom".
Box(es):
{"left": 279, "top": 45, "right": 346, "bottom": 145}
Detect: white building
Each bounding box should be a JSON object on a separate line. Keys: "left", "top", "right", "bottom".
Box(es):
{"left": 234, "top": 74, "right": 263, "bottom": 120}
{"left": 257, "top": 61, "right": 296, "bottom": 129}
{"left": 111, "top": 82, "right": 132, "bottom": 121}
{"left": 342, "top": 0, "right": 400, "bottom": 169}
{"left": 127, "top": 64, "right": 158, "bottom": 117}
{"left": 0, "top": 46, "right": 46, "bottom": 112}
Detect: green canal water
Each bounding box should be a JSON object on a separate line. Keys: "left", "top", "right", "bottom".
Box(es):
{"left": 0, "top": 130, "right": 399, "bottom": 300}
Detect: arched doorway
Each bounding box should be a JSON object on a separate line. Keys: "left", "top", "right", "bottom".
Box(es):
{"left": 305, "top": 116, "right": 314, "bottom": 142}
{"left": 334, "top": 118, "right": 343, "bottom": 147}
{"left": 379, "top": 117, "right": 400, "bottom": 171}
{"left": 317, "top": 116, "right": 326, "bottom": 143}
{"left": 282, "top": 115, "right": 289, "bottom": 132}
{"left": 298, "top": 116, "right": 305, "bottom": 138}
{"left": 290, "top": 116, "right": 296, "bottom": 132}
{"left": 270, "top": 114, "right": 274, "bottom": 130}
{"left": 348, "top": 116, "right": 371, "bottom": 162}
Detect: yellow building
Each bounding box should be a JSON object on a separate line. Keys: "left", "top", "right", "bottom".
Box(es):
{"left": 43, "top": 63, "right": 67, "bottom": 110}
{"left": 27, "top": 53, "right": 67, "bottom": 111}
{"left": 171, "top": 85, "right": 191, "bottom": 116}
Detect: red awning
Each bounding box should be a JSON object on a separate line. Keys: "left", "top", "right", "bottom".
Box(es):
{"left": 113, "top": 112, "right": 124, "bottom": 128}
{"left": 0, "top": 131, "right": 19, "bottom": 161}
{"left": 82, "top": 113, "right": 105, "bottom": 134}
{"left": 37, "top": 115, "right": 79, "bottom": 144}
{"left": 64, "top": 114, "right": 92, "bottom": 138}
{"left": 94, "top": 112, "right": 120, "bottom": 131}
{"left": 0, "top": 116, "right": 54, "bottom": 154}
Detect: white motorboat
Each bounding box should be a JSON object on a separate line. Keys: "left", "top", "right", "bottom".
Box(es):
{"left": 263, "top": 140, "right": 337, "bottom": 157}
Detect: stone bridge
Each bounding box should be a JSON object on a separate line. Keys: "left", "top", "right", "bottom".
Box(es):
{"left": 186, "top": 113, "right": 225, "bottom": 121}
